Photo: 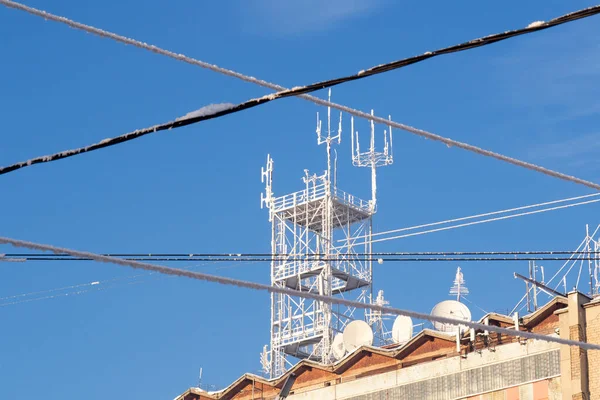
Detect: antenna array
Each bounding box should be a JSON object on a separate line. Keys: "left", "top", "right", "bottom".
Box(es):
{"left": 260, "top": 91, "right": 391, "bottom": 378}
{"left": 351, "top": 110, "right": 394, "bottom": 211}
{"left": 449, "top": 267, "right": 469, "bottom": 302}
{"left": 512, "top": 224, "right": 600, "bottom": 314}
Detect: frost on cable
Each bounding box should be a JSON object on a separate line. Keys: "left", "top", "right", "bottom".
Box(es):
{"left": 527, "top": 21, "right": 545, "bottom": 28}
{"left": 176, "top": 103, "right": 235, "bottom": 121}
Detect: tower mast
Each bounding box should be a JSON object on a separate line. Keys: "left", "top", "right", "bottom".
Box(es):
{"left": 260, "top": 91, "right": 391, "bottom": 378}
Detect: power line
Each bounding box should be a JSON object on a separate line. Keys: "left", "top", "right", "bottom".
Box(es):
{"left": 1, "top": 235, "right": 598, "bottom": 350}
{"left": 1, "top": 0, "right": 598, "bottom": 106}
{"left": 351, "top": 192, "right": 600, "bottom": 240}
{"left": 509, "top": 225, "right": 600, "bottom": 315}
{"left": 2, "top": 2, "right": 600, "bottom": 192}
{"left": 0, "top": 259, "right": 256, "bottom": 307}
{"left": 5, "top": 256, "right": 600, "bottom": 262}
{"left": 365, "top": 198, "right": 600, "bottom": 245}
{"left": 8, "top": 250, "right": 600, "bottom": 258}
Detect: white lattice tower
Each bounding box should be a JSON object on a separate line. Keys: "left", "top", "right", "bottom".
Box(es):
{"left": 260, "top": 90, "right": 379, "bottom": 378}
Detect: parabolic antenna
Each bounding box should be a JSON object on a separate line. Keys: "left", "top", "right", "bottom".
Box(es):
{"left": 343, "top": 320, "right": 374, "bottom": 352}
{"left": 332, "top": 333, "right": 346, "bottom": 360}
{"left": 391, "top": 315, "right": 413, "bottom": 344}
{"left": 430, "top": 300, "right": 471, "bottom": 333}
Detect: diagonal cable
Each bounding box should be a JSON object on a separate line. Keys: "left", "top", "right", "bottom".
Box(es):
{"left": 1, "top": 235, "right": 599, "bottom": 350}
{"left": 1, "top": 0, "right": 600, "bottom": 192}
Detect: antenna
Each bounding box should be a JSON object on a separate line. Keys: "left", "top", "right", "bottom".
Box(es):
{"left": 351, "top": 112, "right": 394, "bottom": 211}
{"left": 260, "top": 345, "right": 271, "bottom": 375}
{"left": 316, "top": 89, "right": 342, "bottom": 190}
{"left": 261, "top": 90, "right": 378, "bottom": 378}
{"left": 430, "top": 300, "right": 472, "bottom": 334}
{"left": 449, "top": 266, "right": 469, "bottom": 301}
{"left": 511, "top": 223, "right": 600, "bottom": 316}
{"left": 391, "top": 315, "right": 413, "bottom": 344}
{"left": 261, "top": 154, "right": 274, "bottom": 219}
{"left": 198, "top": 367, "right": 203, "bottom": 388}
{"left": 343, "top": 320, "right": 374, "bottom": 353}
{"left": 332, "top": 333, "right": 346, "bottom": 360}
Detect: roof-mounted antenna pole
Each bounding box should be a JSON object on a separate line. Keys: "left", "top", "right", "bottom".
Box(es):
{"left": 334, "top": 149, "right": 338, "bottom": 191}
{"left": 450, "top": 266, "right": 469, "bottom": 302}
{"left": 595, "top": 237, "right": 600, "bottom": 296}
{"left": 351, "top": 109, "right": 393, "bottom": 212}
{"left": 351, "top": 116, "right": 355, "bottom": 159}
{"left": 316, "top": 89, "right": 342, "bottom": 190}
{"left": 388, "top": 115, "right": 393, "bottom": 160}
{"left": 261, "top": 154, "right": 274, "bottom": 221}
{"left": 587, "top": 224, "right": 594, "bottom": 296}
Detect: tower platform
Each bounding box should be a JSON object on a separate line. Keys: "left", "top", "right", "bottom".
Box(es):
{"left": 271, "top": 184, "right": 373, "bottom": 231}
{"left": 274, "top": 260, "right": 370, "bottom": 293}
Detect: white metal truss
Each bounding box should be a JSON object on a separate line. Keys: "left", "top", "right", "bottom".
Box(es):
{"left": 260, "top": 91, "right": 394, "bottom": 378}
{"left": 512, "top": 224, "right": 600, "bottom": 315}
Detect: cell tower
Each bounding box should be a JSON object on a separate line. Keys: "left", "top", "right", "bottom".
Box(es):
{"left": 260, "top": 90, "right": 393, "bottom": 378}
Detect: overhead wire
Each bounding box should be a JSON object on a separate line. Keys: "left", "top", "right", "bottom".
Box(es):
{"left": 3, "top": 0, "right": 599, "bottom": 93}
{"left": 1, "top": 235, "right": 598, "bottom": 350}
{"left": 8, "top": 257, "right": 600, "bottom": 262}
{"left": 0, "top": 258, "right": 264, "bottom": 307}
{"left": 2, "top": 1, "right": 600, "bottom": 192}
{"left": 350, "top": 192, "right": 600, "bottom": 240}
{"left": 364, "top": 198, "right": 600, "bottom": 245}
{"left": 0, "top": 281, "right": 134, "bottom": 307}
{"left": 509, "top": 224, "right": 600, "bottom": 315}
{"left": 7, "top": 250, "right": 600, "bottom": 258}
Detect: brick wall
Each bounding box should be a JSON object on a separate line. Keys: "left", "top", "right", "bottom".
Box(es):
{"left": 586, "top": 300, "right": 600, "bottom": 400}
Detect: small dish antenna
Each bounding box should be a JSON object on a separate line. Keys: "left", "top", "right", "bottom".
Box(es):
{"left": 343, "top": 320, "right": 374, "bottom": 353}
{"left": 430, "top": 300, "right": 471, "bottom": 333}
{"left": 332, "top": 333, "right": 346, "bottom": 360}
{"left": 391, "top": 315, "right": 413, "bottom": 344}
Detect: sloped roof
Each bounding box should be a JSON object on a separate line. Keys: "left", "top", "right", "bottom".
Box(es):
{"left": 175, "top": 296, "right": 567, "bottom": 400}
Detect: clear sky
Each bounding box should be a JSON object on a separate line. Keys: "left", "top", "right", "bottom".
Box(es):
{"left": 1, "top": 0, "right": 599, "bottom": 398}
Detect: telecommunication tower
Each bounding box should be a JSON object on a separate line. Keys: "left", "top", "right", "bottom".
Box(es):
{"left": 260, "top": 90, "right": 394, "bottom": 378}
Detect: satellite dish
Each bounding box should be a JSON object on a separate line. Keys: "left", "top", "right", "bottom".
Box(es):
{"left": 391, "top": 315, "right": 413, "bottom": 344}
{"left": 430, "top": 300, "right": 471, "bottom": 333}
{"left": 332, "top": 333, "right": 346, "bottom": 360}
{"left": 343, "top": 320, "right": 374, "bottom": 352}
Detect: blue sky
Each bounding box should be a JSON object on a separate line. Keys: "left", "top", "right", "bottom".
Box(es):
{"left": 1, "top": 0, "right": 599, "bottom": 398}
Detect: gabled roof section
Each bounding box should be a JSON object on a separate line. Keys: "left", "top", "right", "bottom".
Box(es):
{"left": 523, "top": 296, "right": 567, "bottom": 328}
{"left": 175, "top": 297, "right": 567, "bottom": 400}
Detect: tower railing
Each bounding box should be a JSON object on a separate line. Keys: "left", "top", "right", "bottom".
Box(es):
{"left": 271, "top": 183, "right": 372, "bottom": 214}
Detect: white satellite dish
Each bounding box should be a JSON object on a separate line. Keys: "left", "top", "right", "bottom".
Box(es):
{"left": 332, "top": 333, "right": 346, "bottom": 360}
{"left": 430, "top": 300, "right": 471, "bottom": 333}
{"left": 343, "top": 320, "right": 374, "bottom": 352}
{"left": 391, "top": 315, "right": 413, "bottom": 344}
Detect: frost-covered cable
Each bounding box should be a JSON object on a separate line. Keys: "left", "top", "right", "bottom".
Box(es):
{"left": 509, "top": 238, "right": 586, "bottom": 315}
{"left": 2, "top": 1, "right": 600, "bottom": 192}
{"left": 2, "top": 0, "right": 599, "bottom": 99}
{"left": 0, "top": 259, "right": 258, "bottom": 307}
{"left": 2, "top": 92, "right": 600, "bottom": 194}
{"left": 1, "top": 235, "right": 600, "bottom": 350}
{"left": 9, "top": 250, "right": 600, "bottom": 259}
{"left": 0, "top": 280, "right": 103, "bottom": 301}
{"left": 365, "top": 198, "right": 600, "bottom": 245}
{"left": 354, "top": 193, "right": 600, "bottom": 240}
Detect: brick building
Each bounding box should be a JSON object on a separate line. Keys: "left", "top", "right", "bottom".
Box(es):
{"left": 175, "top": 292, "right": 600, "bottom": 400}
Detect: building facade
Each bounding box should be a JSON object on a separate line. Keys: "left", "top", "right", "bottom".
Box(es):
{"left": 175, "top": 293, "right": 600, "bottom": 400}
